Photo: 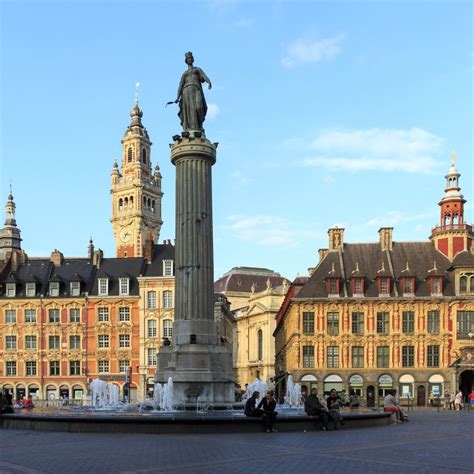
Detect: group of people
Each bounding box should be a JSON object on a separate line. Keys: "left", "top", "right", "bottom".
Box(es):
{"left": 244, "top": 387, "right": 348, "bottom": 432}
{"left": 304, "top": 388, "right": 345, "bottom": 431}
{"left": 0, "top": 392, "right": 34, "bottom": 414}
{"left": 441, "top": 390, "right": 474, "bottom": 411}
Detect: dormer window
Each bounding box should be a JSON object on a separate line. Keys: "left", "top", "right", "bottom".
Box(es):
{"left": 431, "top": 277, "right": 443, "bottom": 296}
{"left": 98, "top": 278, "right": 108, "bottom": 296}
{"left": 327, "top": 277, "right": 339, "bottom": 296}
{"left": 119, "top": 277, "right": 129, "bottom": 296}
{"left": 26, "top": 283, "right": 36, "bottom": 297}
{"left": 402, "top": 277, "right": 415, "bottom": 296}
{"left": 352, "top": 277, "right": 364, "bottom": 297}
{"left": 378, "top": 277, "right": 390, "bottom": 297}
{"left": 6, "top": 283, "right": 16, "bottom": 297}
{"left": 49, "top": 282, "right": 60, "bottom": 297}
{"left": 459, "top": 273, "right": 474, "bottom": 294}
{"left": 70, "top": 281, "right": 80, "bottom": 296}
{"left": 163, "top": 260, "right": 173, "bottom": 277}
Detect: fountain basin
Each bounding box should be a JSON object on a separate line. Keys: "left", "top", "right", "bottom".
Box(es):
{"left": 0, "top": 409, "right": 391, "bottom": 434}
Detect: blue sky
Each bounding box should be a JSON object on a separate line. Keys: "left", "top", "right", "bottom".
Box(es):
{"left": 1, "top": 0, "right": 472, "bottom": 281}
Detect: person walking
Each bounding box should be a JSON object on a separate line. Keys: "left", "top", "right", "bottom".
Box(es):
{"left": 443, "top": 391, "right": 450, "bottom": 410}
{"left": 305, "top": 388, "right": 332, "bottom": 431}
{"left": 349, "top": 389, "right": 360, "bottom": 409}
{"left": 258, "top": 390, "right": 278, "bottom": 433}
{"left": 469, "top": 390, "right": 474, "bottom": 411}
{"left": 454, "top": 390, "right": 464, "bottom": 411}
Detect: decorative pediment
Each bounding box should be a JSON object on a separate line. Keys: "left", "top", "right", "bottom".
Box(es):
{"left": 451, "top": 346, "right": 474, "bottom": 368}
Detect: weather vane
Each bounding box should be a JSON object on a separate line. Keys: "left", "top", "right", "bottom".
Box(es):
{"left": 451, "top": 151, "right": 457, "bottom": 164}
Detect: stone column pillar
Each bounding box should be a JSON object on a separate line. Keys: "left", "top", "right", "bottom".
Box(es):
{"left": 172, "top": 136, "right": 217, "bottom": 345}
{"left": 156, "top": 132, "right": 235, "bottom": 406}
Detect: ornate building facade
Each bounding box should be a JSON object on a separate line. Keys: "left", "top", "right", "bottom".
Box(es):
{"left": 215, "top": 267, "right": 288, "bottom": 386}
{"left": 275, "top": 158, "right": 474, "bottom": 406}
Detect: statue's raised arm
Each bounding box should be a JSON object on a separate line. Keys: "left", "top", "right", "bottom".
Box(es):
{"left": 174, "top": 52, "right": 212, "bottom": 132}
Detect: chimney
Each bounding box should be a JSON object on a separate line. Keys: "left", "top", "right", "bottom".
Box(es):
{"left": 328, "top": 227, "right": 344, "bottom": 250}
{"left": 50, "top": 249, "right": 64, "bottom": 267}
{"left": 144, "top": 236, "right": 154, "bottom": 263}
{"left": 379, "top": 227, "right": 393, "bottom": 251}
{"left": 318, "top": 248, "right": 328, "bottom": 262}
{"left": 93, "top": 249, "right": 103, "bottom": 268}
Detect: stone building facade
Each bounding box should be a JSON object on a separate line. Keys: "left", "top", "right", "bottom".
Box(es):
{"left": 215, "top": 267, "right": 289, "bottom": 387}
{"left": 275, "top": 159, "right": 474, "bottom": 406}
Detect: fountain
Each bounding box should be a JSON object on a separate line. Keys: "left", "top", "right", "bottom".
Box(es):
{"left": 285, "top": 375, "right": 303, "bottom": 409}
{"left": 88, "top": 379, "right": 123, "bottom": 410}
{"left": 153, "top": 377, "right": 174, "bottom": 411}
{"left": 244, "top": 379, "right": 269, "bottom": 405}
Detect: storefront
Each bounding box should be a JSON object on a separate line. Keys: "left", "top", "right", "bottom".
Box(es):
{"left": 324, "top": 374, "right": 343, "bottom": 395}
{"left": 348, "top": 374, "right": 364, "bottom": 397}
{"left": 72, "top": 385, "right": 84, "bottom": 400}
{"left": 428, "top": 374, "right": 444, "bottom": 398}
{"left": 15, "top": 385, "right": 26, "bottom": 400}
{"left": 27, "top": 384, "right": 40, "bottom": 399}
{"left": 46, "top": 385, "right": 57, "bottom": 401}
{"left": 60, "top": 385, "right": 70, "bottom": 400}
{"left": 378, "top": 374, "right": 393, "bottom": 398}
{"left": 300, "top": 374, "right": 318, "bottom": 395}
{"left": 146, "top": 377, "right": 155, "bottom": 398}
{"left": 399, "top": 374, "right": 415, "bottom": 400}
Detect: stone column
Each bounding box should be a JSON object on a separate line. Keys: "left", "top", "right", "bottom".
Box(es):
{"left": 156, "top": 132, "right": 235, "bottom": 406}
{"left": 172, "top": 136, "right": 217, "bottom": 345}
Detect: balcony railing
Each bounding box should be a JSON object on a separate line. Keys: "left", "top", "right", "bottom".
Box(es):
{"left": 431, "top": 223, "right": 472, "bottom": 235}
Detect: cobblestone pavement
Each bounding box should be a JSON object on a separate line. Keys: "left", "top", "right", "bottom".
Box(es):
{"left": 0, "top": 410, "right": 472, "bottom": 473}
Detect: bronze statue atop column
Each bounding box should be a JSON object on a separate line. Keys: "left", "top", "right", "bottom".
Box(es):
{"left": 171, "top": 52, "right": 212, "bottom": 132}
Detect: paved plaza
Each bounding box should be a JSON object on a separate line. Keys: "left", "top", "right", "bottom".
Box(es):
{"left": 0, "top": 410, "right": 472, "bottom": 473}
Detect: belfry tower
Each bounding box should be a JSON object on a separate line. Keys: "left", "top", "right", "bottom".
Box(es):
{"left": 111, "top": 101, "right": 163, "bottom": 257}
{"left": 430, "top": 153, "right": 473, "bottom": 259}
{"left": 0, "top": 189, "right": 26, "bottom": 269}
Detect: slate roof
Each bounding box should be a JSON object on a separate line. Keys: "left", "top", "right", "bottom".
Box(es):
{"left": 296, "top": 242, "right": 474, "bottom": 299}
{"left": 143, "top": 243, "right": 175, "bottom": 277}
{"left": 0, "top": 243, "right": 176, "bottom": 298}
{"left": 214, "top": 272, "right": 286, "bottom": 294}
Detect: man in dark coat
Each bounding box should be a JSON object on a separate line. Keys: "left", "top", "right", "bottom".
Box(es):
{"left": 305, "top": 388, "right": 332, "bottom": 430}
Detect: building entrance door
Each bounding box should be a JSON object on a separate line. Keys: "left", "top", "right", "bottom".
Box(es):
{"left": 366, "top": 385, "right": 375, "bottom": 407}
{"left": 417, "top": 385, "right": 426, "bottom": 406}
{"left": 459, "top": 370, "right": 474, "bottom": 401}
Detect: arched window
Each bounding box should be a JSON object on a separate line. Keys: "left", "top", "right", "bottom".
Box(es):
{"left": 460, "top": 276, "right": 468, "bottom": 292}
{"left": 147, "top": 319, "right": 157, "bottom": 338}
{"left": 124, "top": 197, "right": 129, "bottom": 209}
{"left": 147, "top": 198, "right": 151, "bottom": 209}
{"left": 470, "top": 276, "right": 474, "bottom": 292}
{"left": 142, "top": 148, "right": 147, "bottom": 164}
{"left": 257, "top": 329, "right": 263, "bottom": 360}
{"left": 129, "top": 196, "right": 134, "bottom": 208}
{"left": 163, "top": 290, "right": 173, "bottom": 309}
{"left": 119, "top": 198, "right": 123, "bottom": 211}
{"left": 143, "top": 196, "right": 147, "bottom": 209}
{"left": 163, "top": 319, "right": 173, "bottom": 338}
{"left": 127, "top": 147, "right": 132, "bottom": 163}
{"left": 151, "top": 200, "right": 155, "bottom": 212}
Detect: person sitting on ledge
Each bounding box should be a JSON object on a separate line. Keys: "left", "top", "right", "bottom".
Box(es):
{"left": 384, "top": 389, "right": 407, "bottom": 422}
{"left": 244, "top": 391, "right": 264, "bottom": 418}
{"left": 22, "top": 395, "right": 34, "bottom": 410}
{"left": 304, "top": 388, "right": 332, "bottom": 431}
{"left": 258, "top": 390, "right": 278, "bottom": 433}
{"left": 327, "top": 389, "right": 344, "bottom": 429}
{"left": 0, "top": 393, "right": 14, "bottom": 415}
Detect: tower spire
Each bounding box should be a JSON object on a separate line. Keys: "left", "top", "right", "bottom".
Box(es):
{"left": 430, "top": 154, "right": 473, "bottom": 259}
{"left": 0, "top": 189, "right": 23, "bottom": 261}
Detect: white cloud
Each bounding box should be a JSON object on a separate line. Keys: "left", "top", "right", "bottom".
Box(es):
{"left": 282, "top": 34, "right": 345, "bottom": 68}
{"left": 207, "top": 103, "right": 220, "bottom": 119}
{"left": 302, "top": 128, "right": 444, "bottom": 174}
{"left": 225, "top": 214, "right": 322, "bottom": 247}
